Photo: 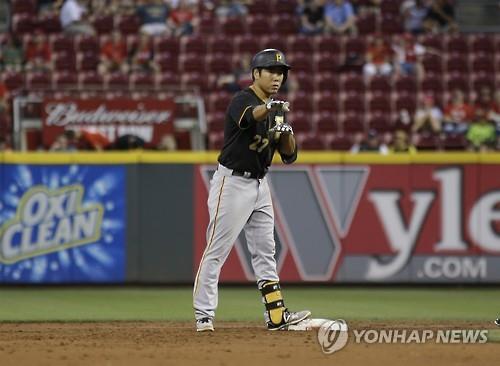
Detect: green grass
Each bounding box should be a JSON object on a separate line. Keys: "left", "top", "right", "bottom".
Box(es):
{"left": 0, "top": 287, "right": 498, "bottom": 322}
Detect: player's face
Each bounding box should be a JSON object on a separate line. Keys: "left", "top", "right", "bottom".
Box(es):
{"left": 255, "top": 67, "right": 285, "bottom": 96}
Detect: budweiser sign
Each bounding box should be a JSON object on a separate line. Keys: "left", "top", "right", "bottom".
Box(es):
{"left": 42, "top": 98, "right": 176, "bottom": 146}
{"left": 195, "top": 164, "right": 500, "bottom": 283}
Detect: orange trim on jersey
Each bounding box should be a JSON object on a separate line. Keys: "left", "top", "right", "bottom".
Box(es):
{"left": 193, "top": 176, "right": 226, "bottom": 300}
{"left": 237, "top": 105, "right": 253, "bottom": 128}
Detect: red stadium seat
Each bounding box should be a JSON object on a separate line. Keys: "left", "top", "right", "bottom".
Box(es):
{"left": 442, "top": 134, "right": 467, "bottom": 151}
{"left": 79, "top": 72, "right": 104, "bottom": 89}
{"left": 368, "top": 93, "right": 392, "bottom": 114}
{"left": 11, "top": 0, "right": 36, "bottom": 15}
{"left": 116, "top": 15, "right": 140, "bottom": 35}
{"left": 341, "top": 112, "right": 365, "bottom": 133}
{"left": 288, "top": 35, "right": 315, "bottom": 54}
{"left": 340, "top": 74, "right": 365, "bottom": 94}
{"left": 445, "top": 73, "right": 470, "bottom": 94}
{"left": 207, "top": 92, "right": 232, "bottom": 113}
{"left": 54, "top": 52, "right": 77, "bottom": 72}
{"left": 76, "top": 35, "right": 100, "bottom": 53}
{"left": 156, "top": 72, "right": 181, "bottom": 87}
{"left": 421, "top": 75, "right": 444, "bottom": 95}
{"left": 51, "top": 34, "right": 75, "bottom": 54}
{"left": 130, "top": 72, "right": 155, "bottom": 89}
{"left": 394, "top": 75, "right": 417, "bottom": 95}
{"left": 470, "top": 34, "right": 495, "bottom": 55}
{"left": 422, "top": 53, "right": 444, "bottom": 74}
{"left": 289, "top": 53, "right": 314, "bottom": 74}
{"left": 38, "top": 14, "right": 62, "bottom": 34}
{"left": 220, "top": 17, "right": 246, "bottom": 36}
{"left": 289, "top": 112, "right": 312, "bottom": 133}
{"left": 78, "top": 52, "right": 99, "bottom": 71}
{"left": 315, "top": 53, "right": 340, "bottom": 74}
{"left": 415, "top": 134, "right": 440, "bottom": 151}
{"left": 247, "top": 14, "right": 272, "bottom": 36}
{"left": 12, "top": 14, "right": 35, "bottom": 35}
{"left": 316, "top": 111, "right": 339, "bottom": 133}
{"left": 155, "top": 36, "right": 180, "bottom": 54}
{"left": 181, "top": 72, "right": 212, "bottom": 93}
{"left": 198, "top": 14, "right": 217, "bottom": 34}
{"left": 471, "top": 72, "right": 495, "bottom": 93}
{"left": 328, "top": 134, "right": 353, "bottom": 150}
{"left": 471, "top": 53, "right": 495, "bottom": 74}
{"left": 208, "top": 35, "right": 235, "bottom": 55}
{"left": 106, "top": 72, "right": 129, "bottom": 89}
{"left": 289, "top": 93, "right": 314, "bottom": 114}
{"left": 157, "top": 53, "right": 178, "bottom": 72}
{"left": 3, "top": 72, "right": 25, "bottom": 92}
{"left": 300, "top": 134, "right": 326, "bottom": 150}
{"left": 315, "top": 72, "right": 338, "bottom": 92}
{"left": 445, "top": 53, "right": 470, "bottom": 74}
{"left": 207, "top": 112, "right": 226, "bottom": 133}
{"left": 271, "top": 14, "right": 298, "bottom": 36}
{"left": 181, "top": 36, "right": 208, "bottom": 55}
{"left": 356, "top": 13, "right": 377, "bottom": 35}
{"left": 93, "top": 15, "right": 114, "bottom": 35}
{"left": 344, "top": 36, "right": 367, "bottom": 56}
{"left": 394, "top": 93, "right": 417, "bottom": 115}
{"left": 314, "top": 91, "right": 338, "bottom": 113}
{"left": 380, "top": 15, "right": 403, "bottom": 35}
{"left": 294, "top": 72, "right": 315, "bottom": 93}
{"left": 247, "top": 0, "right": 273, "bottom": 15}
{"left": 341, "top": 93, "right": 366, "bottom": 114}
{"left": 445, "top": 35, "right": 470, "bottom": 55}
{"left": 208, "top": 132, "right": 225, "bottom": 150}
{"left": 274, "top": 0, "right": 297, "bottom": 14}
{"left": 206, "top": 54, "right": 233, "bottom": 75}
{"left": 234, "top": 34, "right": 261, "bottom": 54}
{"left": 380, "top": 0, "right": 400, "bottom": 15}
{"left": 179, "top": 53, "right": 206, "bottom": 73}
{"left": 53, "top": 72, "right": 78, "bottom": 89}
{"left": 368, "top": 76, "right": 392, "bottom": 94}
{"left": 367, "top": 112, "right": 395, "bottom": 133}
{"left": 261, "top": 34, "right": 288, "bottom": 53}
{"left": 26, "top": 72, "right": 52, "bottom": 90}
{"left": 315, "top": 36, "right": 342, "bottom": 55}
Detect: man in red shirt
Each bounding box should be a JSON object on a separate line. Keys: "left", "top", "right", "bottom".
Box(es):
{"left": 25, "top": 33, "right": 52, "bottom": 72}
{"left": 443, "top": 89, "right": 475, "bottom": 134}
{"left": 98, "top": 31, "right": 129, "bottom": 74}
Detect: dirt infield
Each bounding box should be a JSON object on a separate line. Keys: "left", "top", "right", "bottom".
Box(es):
{"left": 0, "top": 321, "right": 498, "bottom": 366}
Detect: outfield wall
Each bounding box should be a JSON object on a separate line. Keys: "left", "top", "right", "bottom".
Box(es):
{"left": 1, "top": 152, "right": 500, "bottom": 284}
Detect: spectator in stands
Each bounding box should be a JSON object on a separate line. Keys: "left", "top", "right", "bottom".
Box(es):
{"left": 137, "top": 0, "right": 173, "bottom": 35}
{"left": 0, "top": 136, "right": 11, "bottom": 152}
{"left": 475, "top": 86, "right": 495, "bottom": 112}
{"left": 64, "top": 128, "right": 111, "bottom": 150}
{"left": 351, "top": 0, "right": 381, "bottom": 15}
{"left": 98, "top": 31, "right": 129, "bottom": 75}
{"left": 424, "top": 0, "right": 458, "bottom": 33}
{"left": 215, "top": 1, "right": 249, "bottom": 19}
{"left": 390, "top": 129, "right": 417, "bottom": 153}
{"left": 0, "top": 35, "right": 24, "bottom": 72}
{"left": 362, "top": 35, "right": 393, "bottom": 79}
{"left": 25, "top": 33, "right": 52, "bottom": 72}
{"left": 60, "top": 0, "right": 96, "bottom": 36}
{"left": 412, "top": 94, "right": 442, "bottom": 134}
{"left": 391, "top": 33, "right": 425, "bottom": 79}
{"left": 298, "top": 0, "right": 326, "bottom": 36}
{"left": 157, "top": 133, "right": 177, "bottom": 150}
{"left": 324, "top": 0, "right": 357, "bottom": 35}
{"left": 112, "top": 134, "right": 145, "bottom": 150}
{"left": 169, "top": 0, "right": 198, "bottom": 37}
{"left": 129, "top": 33, "right": 159, "bottom": 74}
{"left": 50, "top": 131, "right": 77, "bottom": 151}
{"left": 350, "top": 129, "right": 389, "bottom": 154}
{"left": 0, "top": 80, "right": 8, "bottom": 113}
{"left": 443, "top": 89, "right": 474, "bottom": 135}
{"left": 466, "top": 107, "right": 495, "bottom": 151}
{"left": 38, "top": 0, "right": 64, "bottom": 15}
{"left": 400, "top": 0, "right": 429, "bottom": 35}
{"left": 216, "top": 53, "right": 252, "bottom": 92}
{"left": 489, "top": 90, "right": 500, "bottom": 126}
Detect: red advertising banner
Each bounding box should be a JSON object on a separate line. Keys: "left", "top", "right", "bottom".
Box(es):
{"left": 42, "top": 98, "right": 176, "bottom": 147}
{"left": 194, "top": 162, "right": 500, "bottom": 283}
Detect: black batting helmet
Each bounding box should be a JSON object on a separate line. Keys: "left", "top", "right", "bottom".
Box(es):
{"left": 251, "top": 49, "right": 291, "bottom": 82}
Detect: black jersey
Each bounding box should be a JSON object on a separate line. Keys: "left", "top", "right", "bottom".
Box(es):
{"left": 218, "top": 87, "right": 297, "bottom": 176}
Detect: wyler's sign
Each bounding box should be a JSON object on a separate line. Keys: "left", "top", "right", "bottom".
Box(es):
{"left": 42, "top": 98, "right": 176, "bottom": 146}
{"left": 0, "top": 165, "right": 126, "bottom": 283}
{"left": 196, "top": 162, "right": 500, "bottom": 284}
{"left": 0, "top": 185, "right": 103, "bottom": 264}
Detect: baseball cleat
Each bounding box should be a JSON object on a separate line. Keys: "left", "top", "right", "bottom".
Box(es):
{"left": 267, "top": 309, "right": 312, "bottom": 331}
{"left": 495, "top": 318, "right": 500, "bottom": 326}
{"left": 196, "top": 317, "right": 214, "bottom": 332}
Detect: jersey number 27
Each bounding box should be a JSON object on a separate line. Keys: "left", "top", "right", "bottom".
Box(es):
{"left": 249, "top": 135, "right": 269, "bottom": 153}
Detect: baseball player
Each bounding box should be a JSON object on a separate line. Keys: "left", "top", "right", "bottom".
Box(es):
{"left": 193, "top": 49, "right": 311, "bottom": 332}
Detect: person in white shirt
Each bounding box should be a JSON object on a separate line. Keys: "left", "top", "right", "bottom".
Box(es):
{"left": 60, "top": 0, "right": 96, "bottom": 35}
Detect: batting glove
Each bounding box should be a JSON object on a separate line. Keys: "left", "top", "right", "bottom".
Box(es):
{"left": 266, "top": 100, "right": 290, "bottom": 112}
{"left": 272, "top": 123, "right": 294, "bottom": 135}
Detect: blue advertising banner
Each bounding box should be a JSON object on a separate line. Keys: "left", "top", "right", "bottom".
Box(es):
{"left": 0, "top": 164, "right": 126, "bottom": 283}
